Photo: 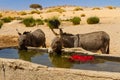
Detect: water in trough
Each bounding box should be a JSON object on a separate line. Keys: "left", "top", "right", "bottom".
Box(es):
{"left": 0, "top": 48, "right": 120, "bottom": 72}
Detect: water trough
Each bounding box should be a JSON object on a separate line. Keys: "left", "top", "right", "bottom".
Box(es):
{"left": 0, "top": 46, "right": 120, "bottom": 73}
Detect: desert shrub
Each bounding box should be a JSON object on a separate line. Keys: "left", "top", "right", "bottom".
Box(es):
{"left": 87, "top": 16, "right": 100, "bottom": 24}
{"left": 14, "top": 17, "right": 23, "bottom": 20}
{"left": 105, "top": 6, "right": 116, "bottom": 9}
{"left": 73, "top": 7, "right": 83, "bottom": 11}
{"left": 81, "top": 14, "right": 86, "bottom": 17}
{"left": 1, "top": 17, "right": 13, "bottom": 23}
{"left": 0, "top": 13, "right": 2, "bottom": 18}
{"left": 0, "top": 21, "right": 3, "bottom": 28}
{"left": 30, "top": 10, "right": 41, "bottom": 14}
{"left": 44, "top": 19, "right": 49, "bottom": 23}
{"left": 19, "top": 11, "right": 27, "bottom": 15}
{"left": 22, "top": 17, "right": 36, "bottom": 27}
{"left": 35, "top": 19, "right": 44, "bottom": 25}
{"left": 92, "top": 7, "right": 101, "bottom": 10}
{"left": 47, "top": 8, "right": 65, "bottom": 13}
{"left": 47, "top": 17, "right": 60, "bottom": 29}
{"left": 71, "top": 17, "right": 81, "bottom": 25}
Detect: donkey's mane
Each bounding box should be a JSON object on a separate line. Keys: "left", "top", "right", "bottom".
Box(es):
{"left": 62, "top": 32, "right": 74, "bottom": 36}
{"left": 23, "top": 31, "right": 31, "bottom": 35}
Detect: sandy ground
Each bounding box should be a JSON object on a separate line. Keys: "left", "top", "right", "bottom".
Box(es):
{"left": 0, "top": 6, "right": 120, "bottom": 55}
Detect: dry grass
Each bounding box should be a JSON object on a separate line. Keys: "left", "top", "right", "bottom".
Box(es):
{"left": 81, "top": 14, "right": 86, "bottom": 17}
{"left": 92, "top": 7, "right": 101, "bottom": 10}
{"left": 47, "top": 7, "right": 65, "bottom": 13}
{"left": 105, "top": 6, "right": 116, "bottom": 9}
{"left": 73, "top": 7, "right": 83, "bottom": 11}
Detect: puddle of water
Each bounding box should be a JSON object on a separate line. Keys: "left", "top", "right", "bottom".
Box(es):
{"left": 0, "top": 48, "right": 120, "bottom": 72}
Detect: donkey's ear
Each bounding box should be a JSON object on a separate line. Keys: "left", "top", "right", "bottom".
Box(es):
{"left": 59, "top": 28, "right": 63, "bottom": 35}
{"left": 18, "top": 32, "right": 21, "bottom": 35}
{"left": 16, "top": 29, "right": 21, "bottom": 35}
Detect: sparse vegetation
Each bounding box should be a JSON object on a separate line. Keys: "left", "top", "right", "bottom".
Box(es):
{"left": 47, "top": 7, "right": 65, "bottom": 13}
{"left": 73, "top": 7, "right": 83, "bottom": 11}
{"left": 30, "top": 4, "right": 42, "bottom": 10}
{"left": 30, "top": 10, "right": 41, "bottom": 14}
{"left": 35, "top": 19, "right": 44, "bottom": 25}
{"left": 105, "top": 6, "right": 116, "bottom": 9}
{"left": 87, "top": 16, "right": 100, "bottom": 24}
{"left": 71, "top": 17, "right": 81, "bottom": 25}
{"left": 92, "top": 7, "right": 101, "bottom": 10}
{"left": 19, "top": 11, "right": 27, "bottom": 15}
{"left": 22, "top": 17, "right": 45, "bottom": 27}
{"left": 22, "top": 17, "right": 36, "bottom": 27}
{"left": 14, "top": 17, "right": 23, "bottom": 20}
{"left": 0, "top": 20, "right": 3, "bottom": 28}
{"left": 1, "top": 17, "right": 13, "bottom": 23}
{"left": 81, "top": 14, "right": 86, "bottom": 17}
{"left": 0, "top": 13, "right": 2, "bottom": 18}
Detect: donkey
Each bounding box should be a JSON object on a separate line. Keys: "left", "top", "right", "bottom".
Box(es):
{"left": 73, "top": 31, "right": 110, "bottom": 54}
{"left": 51, "top": 29, "right": 110, "bottom": 54}
{"left": 17, "top": 29, "right": 46, "bottom": 50}
{"left": 50, "top": 29, "right": 75, "bottom": 54}
{"left": 50, "top": 37, "right": 62, "bottom": 54}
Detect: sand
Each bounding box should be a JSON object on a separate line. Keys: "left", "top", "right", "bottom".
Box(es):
{"left": 0, "top": 6, "right": 120, "bottom": 55}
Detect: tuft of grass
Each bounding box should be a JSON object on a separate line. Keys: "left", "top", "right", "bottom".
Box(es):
{"left": 73, "top": 7, "right": 83, "bottom": 11}
{"left": 0, "top": 20, "right": 3, "bottom": 28}
{"left": 92, "top": 7, "right": 101, "bottom": 10}
{"left": 105, "top": 6, "right": 116, "bottom": 9}
{"left": 81, "top": 14, "right": 86, "bottom": 17}
{"left": 22, "top": 17, "right": 36, "bottom": 27}
{"left": 14, "top": 17, "right": 23, "bottom": 20}
{"left": 1, "top": 17, "right": 13, "bottom": 23}
{"left": 35, "top": 19, "right": 44, "bottom": 25}
{"left": 71, "top": 17, "right": 81, "bottom": 25}
{"left": 87, "top": 16, "right": 100, "bottom": 24}
{"left": 0, "top": 13, "right": 2, "bottom": 18}
{"left": 30, "top": 10, "right": 41, "bottom": 14}
{"left": 19, "top": 11, "right": 27, "bottom": 15}
{"left": 47, "top": 7, "right": 65, "bottom": 13}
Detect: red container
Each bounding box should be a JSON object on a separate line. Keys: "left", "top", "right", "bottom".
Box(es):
{"left": 70, "top": 54, "right": 94, "bottom": 62}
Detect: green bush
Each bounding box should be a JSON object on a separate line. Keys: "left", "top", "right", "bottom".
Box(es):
{"left": 87, "top": 16, "right": 100, "bottom": 24}
{"left": 22, "top": 17, "right": 36, "bottom": 27}
{"left": 1, "top": 17, "right": 13, "bottom": 23}
{"left": 47, "top": 18, "right": 60, "bottom": 29}
{"left": 35, "top": 19, "right": 44, "bottom": 25}
{"left": 0, "top": 21, "right": 3, "bottom": 28}
{"left": 71, "top": 17, "right": 81, "bottom": 25}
